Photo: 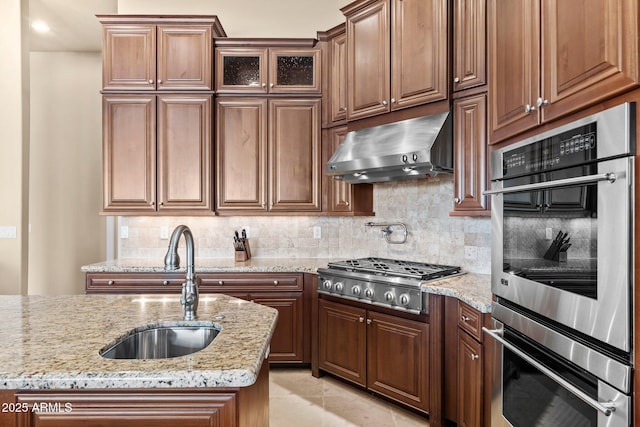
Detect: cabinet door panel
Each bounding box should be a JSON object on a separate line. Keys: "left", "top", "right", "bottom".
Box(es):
{"left": 269, "top": 48, "right": 321, "bottom": 94}
{"left": 157, "top": 25, "right": 213, "bottom": 90}
{"left": 453, "top": 0, "right": 486, "bottom": 91}
{"left": 346, "top": 0, "right": 390, "bottom": 119}
{"left": 453, "top": 94, "right": 488, "bottom": 213}
{"left": 157, "top": 95, "right": 212, "bottom": 211}
{"left": 102, "top": 96, "right": 156, "bottom": 212}
{"left": 541, "top": 0, "right": 639, "bottom": 122}
{"left": 367, "top": 311, "right": 429, "bottom": 412}
{"left": 329, "top": 32, "right": 348, "bottom": 122}
{"left": 215, "top": 98, "right": 268, "bottom": 211}
{"left": 269, "top": 99, "right": 321, "bottom": 211}
{"left": 458, "top": 332, "right": 483, "bottom": 427}
{"left": 252, "top": 294, "right": 304, "bottom": 363}
{"left": 102, "top": 25, "right": 156, "bottom": 91}
{"left": 391, "top": 0, "right": 448, "bottom": 109}
{"left": 327, "top": 126, "right": 353, "bottom": 212}
{"left": 488, "top": 0, "right": 540, "bottom": 143}
{"left": 318, "top": 299, "right": 367, "bottom": 387}
{"left": 215, "top": 48, "right": 268, "bottom": 94}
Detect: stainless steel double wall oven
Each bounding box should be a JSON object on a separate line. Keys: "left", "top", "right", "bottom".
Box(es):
{"left": 485, "top": 103, "right": 635, "bottom": 426}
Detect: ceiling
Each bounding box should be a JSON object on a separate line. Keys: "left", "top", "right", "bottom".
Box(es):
{"left": 29, "top": 0, "right": 117, "bottom": 51}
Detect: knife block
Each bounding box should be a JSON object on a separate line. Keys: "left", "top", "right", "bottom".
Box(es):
{"left": 234, "top": 239, "right": 251, "bottom": 262}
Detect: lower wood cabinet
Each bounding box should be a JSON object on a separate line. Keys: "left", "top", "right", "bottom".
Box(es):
{"left": 85, "top": 272, "right": 311, "bottom": 364}
{"left": 318, "top": 298, "right": 430, "bottom": 413}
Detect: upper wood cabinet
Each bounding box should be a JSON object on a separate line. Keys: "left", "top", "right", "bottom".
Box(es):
{"left": 215, "top": 42, "right": 321, "bottom": 94}
{"left": 451, "top": 94, "right": 489, "bottom": 216}
{"left": 488, "top": 0, "right": 640, "bottom": 143}
{"left": 452, "top": 0, "right": 486, "bottom": 92}
{"left": 215, "top": 98, "right": 321, "bottom": 213}
{"left": 103, "top": 94, "right": 212, "bottom": 214}
{"left": 317, "top": 24, "right": 348, "bottom": 124}
{"left": 342, "top": 0, "right": 448, "bottom": 120}
{"left": 98, "top": 16, "right": 225, "bottom": 92}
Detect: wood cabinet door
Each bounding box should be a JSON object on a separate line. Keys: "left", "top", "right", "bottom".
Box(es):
{"left": 252, "top": 293, "right": 304, "bottom": 363}
{"left": 318, "top": 299, "right": 367, "bottom": 387}
{"left": 215, "top": 98, "right": 268, "bottom": 211}
{"left": 458, "top": 331, "right": 483, "bottom": 427}
{"left": 366, "top": 310, "right": 430, "bottom": 413}
{"left": 157, "top": 95, "right": 212, "bottom": 212}
{"left": 102, "top": 95, "right": 157, "bottom": 212}
{"left": 268, "top": 48, "right": 322, "bottom": 94}
{"left": 391, "top": 0, "right": 448, "bottom": 109}
{"left": 157, "top": 25, "right": 213, "bottom": 91}
{"left": 452, "top": 94, "right": 489, "bottom": 214}
{"left": 326, "top": 126, "right": 353, "bottom": 212}
{"left": 268, "top": 99, "right": 321, "bottom": 211}
{"left": 540, "top": 0, "right": 639, "bottom": 122}
{"left": 488, "top": 0, "right": 540, "bottom": 143}
{"left": 329, "top": 31, "right": 348, "bottom": 122}
{"left": 101, "top": 24, "right": 156, "bottom": 91}
{"left": 16, "top": 392, "right": 236, "bottom": 427}
{"left": 215, "top": 48, "right": 268, "bottom": 94}
{"left": 452, "top": 0, "right": 486, "bottom": 91}
{"left": 346, "top": 0, "right": 391, "bottom": 120}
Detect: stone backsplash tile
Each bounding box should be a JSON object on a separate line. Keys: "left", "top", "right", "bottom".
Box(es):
{"left": 118, "top": 176, "right": 492, "bottom": 274}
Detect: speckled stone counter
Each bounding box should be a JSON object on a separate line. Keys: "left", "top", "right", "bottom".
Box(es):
{"left": 82, "top": 257, "right": 336, "bottom": 274}
{"left": 0, "top": 294, "right": 277, "bottom": 390}
{"left": 422, "top": 273, "right": 492, "bottom": 313}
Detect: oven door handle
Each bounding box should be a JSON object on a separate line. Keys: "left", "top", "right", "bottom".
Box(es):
{"left": 483, "top": 327, "right": 617, "bottom": 416}
{"left": 483, "top": 172, "right": 617, "bottom": 195}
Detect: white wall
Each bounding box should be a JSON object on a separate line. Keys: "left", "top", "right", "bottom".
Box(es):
{"left": 28, "top": 52, "right": 106, "bottom": 294}
{"left": 0, "top": 0, "right": 29, "bottom": 294}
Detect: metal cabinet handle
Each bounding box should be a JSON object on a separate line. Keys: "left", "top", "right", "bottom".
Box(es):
{"left": 483, "top": 327, "right": 617, "bottom": 416}
{"left": 453, "top": 77, "right": 460, "bottom": 83}
{"left": 107, "top": 280, "right": 114, "bottom": 285}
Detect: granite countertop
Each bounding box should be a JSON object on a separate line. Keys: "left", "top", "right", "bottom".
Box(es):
{"left": 0, "top": 294, "right": 277, "bottom": 390}
{"left": 82, "top": 257, "right": 337, "bottom": 274}
{"left": 422, "top": 273, "right": 492, "bottom": 313}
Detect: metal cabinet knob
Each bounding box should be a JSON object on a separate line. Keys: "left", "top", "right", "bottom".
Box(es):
{"left": 150, "top": 201, "right": 155, "bottom": 206}
{"left": 454, "top": 197, "right": 462, "bottom": 204}
{"left": 470, "top": 353, "right": 479, "bottom": 361}
{"left": 157, "top": 79, "right": 162, "bottom": 84}
{"left": 525, "top": 104, "right": 536, "bottom": 113}
{"left": 537, "top": 97, "right": 549, "bottom": 108}
{"left": 366, "top": 319, "right": 372, "bottom": 325}
{"left": 261, "top": 83, "right": 267, "bottom": 88}
{"left": 162, "top": 280, "right": 169, "bottom": 285}
{"left": 270, "top": 83, "right": 274, "bottom": 88}
{"left": 359, "top": 316, "right": 364, "bottom": 323}
{"left": 382, "top": 100, "right": 388, "bottom": 106}
{"left": 391, "top": 98, "right": 396, "bottom": 104}
{"left": 273, "top": 280, "right": 279, "bottom": 285}
{"left": 107, "top": 280, "right": 114, "bottom": 285}
{"left": 345, "top": 201, "right": 350, "bottom": 206}
{"left": 148, "top": 79, "right": 154, "bottom": 84}
{"left": 217, "top": 280, "right": 224, "bottom": 285}
{"left": 461, "top": 315, "right": 470, "bottom": 322}
{"left": 453, "top": 77, "right": 460, "bottom": 83}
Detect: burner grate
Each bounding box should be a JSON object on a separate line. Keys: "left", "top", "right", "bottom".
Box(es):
{"left": 327, "top": 257, "right": 461, "bottom": 280}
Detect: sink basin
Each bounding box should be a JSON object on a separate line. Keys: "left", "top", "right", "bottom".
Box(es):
{"left": 100, "top": 323, "right": 220, "bottom": 360}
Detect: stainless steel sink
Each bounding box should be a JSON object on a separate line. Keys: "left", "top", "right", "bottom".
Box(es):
{"left": 100, "top": 323, "right": 220, "bottom": 359}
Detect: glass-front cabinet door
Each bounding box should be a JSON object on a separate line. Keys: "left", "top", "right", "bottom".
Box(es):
{"left": 215, "top": 46, "right": 320, "bottom": 94}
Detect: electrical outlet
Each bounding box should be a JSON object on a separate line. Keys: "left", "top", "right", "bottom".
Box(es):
{"left": 0, "top": 226, "right": 17, "bottom": 239}
{"left": 313, "top": 226, "right": 322, "bottom": 239}
{"left": 545, "top": 227, "right": 553, "bottom": 240}
{"left": 120, "top": 225, "right": 129, "bottom": 239}
{"left": 160, "top": 226, "right": 169, "bottom": 239}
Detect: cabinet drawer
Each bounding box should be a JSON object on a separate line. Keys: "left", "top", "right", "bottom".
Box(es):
{"left": 458, "top": 301, "right": 483, "bottom": 341}
{"left": 86, "top": 273, "right": 183, "bottom": 293}
{"left": 199, "top": 273, "right": 303, "bottom": 292}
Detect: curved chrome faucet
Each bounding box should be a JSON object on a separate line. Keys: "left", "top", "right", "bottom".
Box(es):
{"left": 164, "top": 225, "right": 198, "bottom": 320}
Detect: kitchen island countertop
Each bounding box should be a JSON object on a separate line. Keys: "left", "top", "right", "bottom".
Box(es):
{"left": 0, "top": 294, "right": 277, "bottom": 390}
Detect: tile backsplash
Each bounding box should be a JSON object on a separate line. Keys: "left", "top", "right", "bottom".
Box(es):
{"left": 118, "top": 176, "right": 492, "bottom": 274}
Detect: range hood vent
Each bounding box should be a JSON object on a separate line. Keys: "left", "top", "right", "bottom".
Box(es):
{"left": 327, "top": 112, "right": 453, "bottom": 184}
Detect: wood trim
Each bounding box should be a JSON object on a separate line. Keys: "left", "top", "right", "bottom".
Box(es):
{"left": 428, "top": 294, "right": 445, "bottom": 427}
{"left": 214, "top": 38, "right": 318, "bottom": 48}
{"left": 341, "top": 0, "right": 382, "bottom": 16}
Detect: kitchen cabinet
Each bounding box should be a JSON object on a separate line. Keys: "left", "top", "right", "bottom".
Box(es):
{"left": 342, "top": 0, "right": 448, "bottom": 120}
{"left": 102, "top": 94, "right": 212, "bottom": 213}
{"left": 318, "top": 24, "right": 348, "bottom": 124}
{"left": 85, "top": 272, "right": 310, "bottom": 364}
{"left": 444, "top": 298, "right": 491, "bottom": 427}
{"left": 318, "top": 298, "right": 430, "bottom": 413}
{"left": 215, "top": 97, "right": 321, "bottom": 213}
{"left": 215, "top": 43, "right": 321, "bottom": 94}
{"left": 451, "top": 93, "right": 489, "bottom": 215}
{"left": 487, "top": 0, "right": 639, "bottom": 143}
{"left": 99, "top": 16, "right": 224, "bottom": 91}
{"left": 452, "top": 0, "right": 486, "bottom": 92}
{"left": 10, "top": 360, "right": 269, "bottom": 427}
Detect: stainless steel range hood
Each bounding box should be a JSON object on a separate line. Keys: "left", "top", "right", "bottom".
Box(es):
{"left": 326, "top": 112, "right": 453, "bottom": 184}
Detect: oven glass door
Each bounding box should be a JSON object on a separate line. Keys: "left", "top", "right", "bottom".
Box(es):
{"left": 491, "top": 156, "right": 632, "bottom": 352}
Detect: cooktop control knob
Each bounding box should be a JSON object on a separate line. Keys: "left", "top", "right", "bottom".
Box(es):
{"left": 351, "top": 285, "right": 362, "bottom": 296}
{"left": 399, "top": 294, "right": 410, "bottom": 306}
{"left": 322, "top": 280, "right": 332, "bottom": 291}
{"left": 364, "top": 288, "right": 374, "bottom": 299}
{"left": 384, "top": 291, "right": 395, "bottom": 303}
{"left": 334, "top": 282, "right": 344, "bottom": 292}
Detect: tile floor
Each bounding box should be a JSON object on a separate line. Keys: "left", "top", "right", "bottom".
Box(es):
{"left": 269, "top": 368, "right": 430, "bottom": 427}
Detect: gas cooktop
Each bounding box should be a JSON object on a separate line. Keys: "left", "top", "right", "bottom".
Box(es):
{"left": 327, "top": 257, "right": 462, "bottom": 281}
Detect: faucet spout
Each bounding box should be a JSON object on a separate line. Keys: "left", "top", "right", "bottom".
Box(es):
{"left": 164, "top": 225, "right": 198, "bottom": 320}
